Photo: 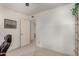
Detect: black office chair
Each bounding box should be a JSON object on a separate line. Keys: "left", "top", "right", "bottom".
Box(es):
{"left": 0, "top": 34, "right": 12, "bottom": 56}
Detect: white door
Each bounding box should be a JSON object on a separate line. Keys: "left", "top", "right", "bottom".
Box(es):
{"left": 20, "top": 19, "right": 30, "bottom": 47}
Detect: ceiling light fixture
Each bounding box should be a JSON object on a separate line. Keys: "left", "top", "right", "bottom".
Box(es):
{"left": 25, "top": 3, "right": 29, "bottom": 6}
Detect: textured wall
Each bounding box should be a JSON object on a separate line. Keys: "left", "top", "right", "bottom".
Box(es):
{"left": 0, "top": 6, "right": 30, "bottom": 51}
{"left": 35, "top": 4, "right": 75, "bottom": 55}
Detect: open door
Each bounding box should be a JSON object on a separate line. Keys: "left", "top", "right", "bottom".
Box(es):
{"left": 30, "top": 20, "right": 36, "bottom": 40}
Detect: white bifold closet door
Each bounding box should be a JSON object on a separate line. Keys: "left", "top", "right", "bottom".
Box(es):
{"left": 20, "top": 18, "right": 30, "bottom": 47}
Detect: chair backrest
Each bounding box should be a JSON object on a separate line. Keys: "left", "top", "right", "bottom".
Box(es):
{"left": 4, "top": 34, "right": 12, "bottom": 43}
{"left": 0, "top": 34, "right": 12, "bottom": 53}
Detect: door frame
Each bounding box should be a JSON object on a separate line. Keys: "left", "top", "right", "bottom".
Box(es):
{"left": 30, "top": 19, "right": 36, "bottom": 43}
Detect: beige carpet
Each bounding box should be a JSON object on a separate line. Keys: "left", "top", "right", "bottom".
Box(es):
{"left": 6, "top": 45, "right": 64, "bottom": 56}
{"left": 33, "top": 48, "right": 64, "bottom": 56}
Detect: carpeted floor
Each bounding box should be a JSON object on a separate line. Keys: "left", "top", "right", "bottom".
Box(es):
{"left": 6, "top": 44, "right": 64, "bottom": 56}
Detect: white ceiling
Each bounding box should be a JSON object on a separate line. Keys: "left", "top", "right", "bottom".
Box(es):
{"left": 0, "top": 3, "right": 67, "bottom": 15}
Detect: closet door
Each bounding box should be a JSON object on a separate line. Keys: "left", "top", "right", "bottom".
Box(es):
{"left": 20, "top": 19, "right": 30, "bottom": 47}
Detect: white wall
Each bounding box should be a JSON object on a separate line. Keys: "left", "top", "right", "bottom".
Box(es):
{"left": 0, "top": 5, "right": 30, "bottom": 51}
{"left": 34, "top": 4, "right": 75, "bottom": 55}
